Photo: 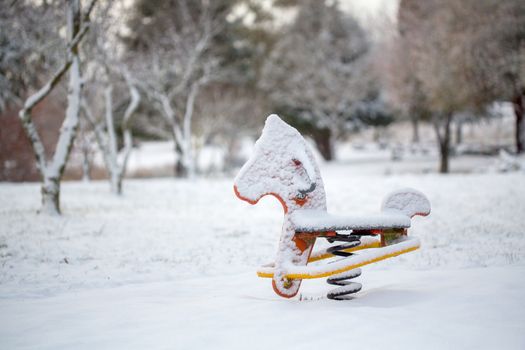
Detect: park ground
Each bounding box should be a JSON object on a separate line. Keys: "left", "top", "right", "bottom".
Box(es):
{"left": 1, "top": 151, "right": 525, "bottom": 349}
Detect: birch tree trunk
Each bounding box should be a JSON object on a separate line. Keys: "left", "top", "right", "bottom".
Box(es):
{"left": 79, "top": 118, "right": 92, "bottom": 182}
{"left": 156, "top": 81, "right": 202, "bottom": 178}
{"left": 17, "top": 0, "right": 93, "bottom": 215}
{"left": 40, "top": 57, "right": 81, "bottom": 214}
{"left": 180, "top": 82, "right": 200, "bottom": 178}
{"left": 82, "top": 72, "right": 140, "bottom": 195}
{"left": 118, "top": 72, "right": 140, "bottom": 192}
{"left": 103, "top": 86, "right": 121, "bottom": 194}
{"left": 41, "top": 0, "right": 82, "bottom": 214}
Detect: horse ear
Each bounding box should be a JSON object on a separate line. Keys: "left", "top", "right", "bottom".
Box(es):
{"left": 265, "top": 114, "right": 286, "bottom": 127}
{"left": 261, "top": 114, "right": 301, "bottom": 143}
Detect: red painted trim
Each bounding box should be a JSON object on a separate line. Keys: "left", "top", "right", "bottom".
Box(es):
{"left": 233, "top": 185, "right": 288, "bottom": 214}
{"left": 293, "top": 197, "right": 308, "bottom": 206}
{"left": 292, "top": 236, "right": 308, "bottom": 253}
{"left": 271, "top": 235, "right": 317, "bottom": 298}
{"left": 272, "top": 279, "right": 299, "bottom": 298}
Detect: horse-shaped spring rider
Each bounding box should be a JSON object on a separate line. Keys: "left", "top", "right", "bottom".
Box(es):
{"left": 234, "top": 115, "right": 431, "bottom": 300}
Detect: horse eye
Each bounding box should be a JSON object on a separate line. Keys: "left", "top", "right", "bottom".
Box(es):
{"left": 292, "top": 159, "right": 302, "bottom": 166}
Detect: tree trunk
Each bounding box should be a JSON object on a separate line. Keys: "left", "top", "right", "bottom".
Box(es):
{"left": 312, "top": 128, "right": 334, "bottom": 161}
{"left": 455, "top": 119, "right": 463, "bottom": 145}
{"left": 513, "top": 93, "right": 524, "bottom": 154}
{"left": 118, "top": 70, "right": 140, "bottom": 191}
{"left": 79, "top": 117, "right": 92, "bottom": 182}
{"left": 180, "top": 81, "right": 200, "bottom": 179}
{"left": 373, "top": 127, "right": 380, "bottom": 142}
{"left": 42, "top": 0, "right": 82, "bottom": 213}
{"left": 108, "top": 171, "right": 118, "bottom": 194}
{"left": 439, "top": 136, "right": 450, "bottom": 173}
{"left": 81, "top": 146, "right": 91, "bottom": 182}
{"left": 175, "top": 159, "right": 188, "bottom": 177}
{"left": 182, "top": 150, "right": 195, "bottom": 178}
{"left": 116, "top": 178, "right": 123, "bottom": 195}
{"left": 411, "top": 117, "right": 420, "bottom": 143}
{"left": 110, "top": 173, "right": 122, "bottom": 195}
{"left": 224, "top": 139, "right": 235, "bottom": 171}
{"left": 103, "top": 86, "right": 123, "bottom": 195}
{"left": 433, "top": 113, "right": 453, "bottom": 174}
{"left": 41, "top": 177, "right": 60, "bottom": 215}
{"left": 173, "top": 142, "right": 188, "bottom": 178}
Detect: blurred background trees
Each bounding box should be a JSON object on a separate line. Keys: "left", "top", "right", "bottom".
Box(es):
{"left": 1, "top": 0, "right": 524, "bottom": 209}
{"left": 393, "top": 0, "right": 525, "bottom": 172}
{"left": 260, "top": 0, "right": 369, "bottom": 160}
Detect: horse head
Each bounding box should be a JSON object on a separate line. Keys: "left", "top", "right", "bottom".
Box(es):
{"left": 234, "top": 114, "right": 326, "bottom": 214}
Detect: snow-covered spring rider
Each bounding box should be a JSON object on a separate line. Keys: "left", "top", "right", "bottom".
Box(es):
{"left": 234, "top": 115, "right": 431, "bottom": 300}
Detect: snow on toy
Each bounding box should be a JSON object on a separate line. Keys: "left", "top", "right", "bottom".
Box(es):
{"left": 234, "top": 115, "right": 431, "bottom": 300}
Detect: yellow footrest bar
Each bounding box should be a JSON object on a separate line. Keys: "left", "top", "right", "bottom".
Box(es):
{"left": 257, "top": 237, "right": 420, "bottom": 280}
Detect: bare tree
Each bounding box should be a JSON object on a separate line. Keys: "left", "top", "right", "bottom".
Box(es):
{"left": 17, "top": 0, "right": 97, "bottom": 214}
{"left": 80, "top": 1, "right": 141, "bottom": 194}
{"left": 193, "top": 84, "right": 268, "bottom": 171}
{"left": 127, "top": 0, "right": 224, "bottom": 178}
{"left": 462, "top": 0, "right": 525, "bottom": 153}
{"left": 376, "top": 19, "right": 427, "bottom": 144}
{"left": 82, "top": 70, "right": 140, "bottom": 194}
{"left": 396, "top": 0, "right": 489, "bottom": 172}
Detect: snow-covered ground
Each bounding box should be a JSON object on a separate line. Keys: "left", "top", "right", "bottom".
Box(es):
{"left": 1, "top": 161, "right": 525, "bottom": 349}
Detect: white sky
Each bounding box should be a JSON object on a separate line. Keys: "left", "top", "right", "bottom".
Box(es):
{"left": 340, "top": 0, "right": 399, "bottom": 28}
{"left": 266, "top": 0, "right": 399, "bottom": 37}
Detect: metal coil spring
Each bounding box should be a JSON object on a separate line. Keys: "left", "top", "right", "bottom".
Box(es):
{"left": 326, "top": 268, "right": 362, "bottom": 300}
{"left": 323, "top": 234, "right": 363, "bottom": 300}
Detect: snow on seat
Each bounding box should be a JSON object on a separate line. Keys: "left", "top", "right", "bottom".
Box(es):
{"left": 290, "top": 210, "right": 411, "bottom": 233}
{"left": 291, "top": 188, "right": 430, "bottom": 233}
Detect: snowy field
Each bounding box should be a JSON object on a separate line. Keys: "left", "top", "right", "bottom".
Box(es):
{"left": 1, "top": 160, "right": 525, "bottom": 349}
